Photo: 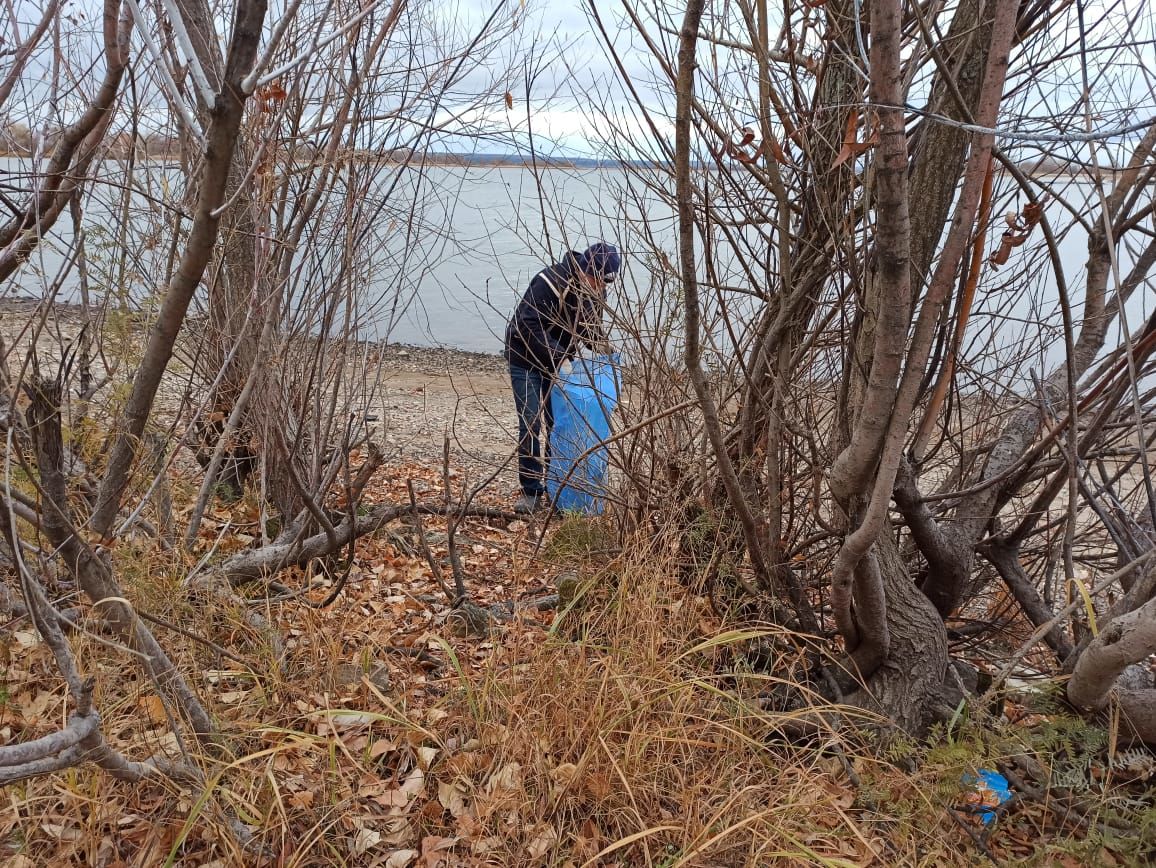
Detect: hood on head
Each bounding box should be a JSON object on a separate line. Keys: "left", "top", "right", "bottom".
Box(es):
{"left": 575, "top": 242, "right": 621, "bottom": 283}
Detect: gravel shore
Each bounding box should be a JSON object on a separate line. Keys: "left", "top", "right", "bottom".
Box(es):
{"left": 1, "top": 296, "right": 521, "bottom": 495}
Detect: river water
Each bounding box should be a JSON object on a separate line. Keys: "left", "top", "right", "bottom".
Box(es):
{"left": 0, "top": 158, "right": 654, "bottom": 353}
{"left": 0, "top": 157, "right": 1145, "bottom": 361}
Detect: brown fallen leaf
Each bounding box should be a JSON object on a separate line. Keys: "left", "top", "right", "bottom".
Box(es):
{"left": 137, "top": 694, "right": 168, "bottom": 727}
{"left": 574, "top": 818, "right": 602, "bottom": 857}
{"left": 288, "top": 790, "right": 315, "bottom": 810}
{"left": 352, "top": 827, "right": 383, "bottom": 857}
{"left": 419, "top": 834, "right": 456, "bottom": 867}
{"left": 525, "top": 824, "right": 558, "bottom": 860}
{"left": 485, "top": 761, "right": 523, "bottom": 794}
{"left": 383, "top": 850, "right": 418, "bottom": 868}
{"left": 437, "top": 778, "right": 471, "bottom": 818}
{"left": 370, "top": 738, "right": 398, "bottom": 759}
{"left": 416, "top": 745, "right": 439, "bottom": 769}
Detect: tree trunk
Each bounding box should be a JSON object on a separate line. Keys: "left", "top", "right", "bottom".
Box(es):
{"left": 90, "top": 0, "right": 270, "bottom": 536}
{"left": 174, "top": 0, "right": 293, "bottom": 513}
{"left": 1068, "top": 594, "right": 1156, "bottom": 743}
{"left": 847, "top": 531, "right": 949, "bottom": 732}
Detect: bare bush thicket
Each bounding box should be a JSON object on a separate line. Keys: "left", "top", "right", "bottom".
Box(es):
{"left": 0, "top": 0, "right": 531, "bottom": 821}
{"left": 3, "top": 0, "right": 1156, "bottom": 856}
{"left": 590, "top": 0, "right": 1156, "bottom": 741}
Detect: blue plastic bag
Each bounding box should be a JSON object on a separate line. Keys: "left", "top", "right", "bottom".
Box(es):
{"left": 960, "top": 769, "right": 1012, "bottom": 824}
{"left": 547, "top": 354, "right": 620, "bottom": 514}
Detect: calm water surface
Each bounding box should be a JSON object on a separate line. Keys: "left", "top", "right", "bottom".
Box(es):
{"left": 0, "top": 157, "right": 1145, "bottom": 365}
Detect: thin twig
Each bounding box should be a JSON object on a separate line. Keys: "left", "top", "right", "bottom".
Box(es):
{"left": 138, "top": 610, "right": 255, "bottom": 669}
{"left": 407, "top": 479, "right": 455, "bottom": 604}
{"left": 945, "top": 804, "right": 1002, "bottom": 866}
{"left": 442, "top": 433, "right": 467, "bottom": 602}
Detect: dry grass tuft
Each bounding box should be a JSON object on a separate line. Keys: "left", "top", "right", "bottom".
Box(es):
{"left": 419, "top": 544, "right": 960, "bottom": 866}
{"left": 4, "top": 508, "right": 1132, "bottom": 866}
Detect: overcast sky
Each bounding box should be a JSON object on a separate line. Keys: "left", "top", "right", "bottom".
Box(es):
{"left": 2, "top": 0, "right": 671, "bottom": 156}
{"left": 444, "top": 0, "right": 676, "bottom": 157}
{"left": 8, "top": 0, "right": 1155, "bottom": 159}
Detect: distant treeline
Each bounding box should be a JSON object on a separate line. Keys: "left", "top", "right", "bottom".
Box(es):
{"left": 0, "top": 124, "right": 1094, "bottom": 176}
{"left": 0, "top": 124, "right": 649, "bottom": 169}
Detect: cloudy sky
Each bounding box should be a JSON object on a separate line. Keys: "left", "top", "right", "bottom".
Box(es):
{"left": 440, "top": 0, "right": 678, "bottom": 157}
{"left": 9, "top": 0, "right": 1153, "bottom": 160}
{"left": 5, "top": 0, "right": 671, "bottom": 155}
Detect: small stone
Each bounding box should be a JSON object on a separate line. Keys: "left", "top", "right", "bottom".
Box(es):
{"left": 447, "top": 600, "right": 491, "bottom": 636}
{"left": 327, "top": 663, "right": 364, "bottom": 690}
{"left": 325, "top": 660, "right": 391, "bottom": 692}
{"left": 556, "top": 570, "right": 581, "bottom": 603}
{"left": 366, "top": 662, "right": 392, "bottom": 692}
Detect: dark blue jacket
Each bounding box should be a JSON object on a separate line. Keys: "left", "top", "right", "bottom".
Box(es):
{"left": 504, "top": 252, "right": 605, "bottom": 373}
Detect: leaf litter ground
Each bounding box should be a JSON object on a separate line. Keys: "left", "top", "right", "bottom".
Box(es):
{"left": 1, "top": 454, "right": 1153, "bottom": 866}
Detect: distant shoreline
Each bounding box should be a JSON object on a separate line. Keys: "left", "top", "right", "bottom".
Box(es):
{"left": 0, "top": 147, "right": 636, "bottom": 171}
{"left": 0, "top": 148, "right": 1116, "bottom": 178}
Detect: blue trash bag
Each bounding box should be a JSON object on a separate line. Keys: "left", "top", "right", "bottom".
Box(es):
{"left": 547, "top": 353, "right": 620, "bottom": 514}
{"left": 960, "top": 769, "right": 1012, "bottom": 824}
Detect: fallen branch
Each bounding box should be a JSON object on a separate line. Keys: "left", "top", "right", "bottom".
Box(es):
{"left": 945, "top": 804, "right": 1002, "bottom": 866}
{"left": 382, "top": 645, "right": 442, "bottom": 668}
{"left": 218, "top": 499, "right": 518, "bottom": 585}
{"left": 0, "top": 501, "right": 197, "bottom": 785}
{"left": 0, "top": 712, "right": 100, "bottom": 771}
{"left": 20, "top": 375, "right": 218, "bottom": 743}
{"left": 985, "top": 548, "right": 1156, "bottom": 697}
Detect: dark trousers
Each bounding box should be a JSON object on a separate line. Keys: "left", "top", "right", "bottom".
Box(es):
{"left": 509, "top": 362, "right": 554, "bottom": 496}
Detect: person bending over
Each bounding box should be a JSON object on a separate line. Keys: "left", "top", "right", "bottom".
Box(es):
{"left": 503, "top": 242, "right": 619, "bottom": 514}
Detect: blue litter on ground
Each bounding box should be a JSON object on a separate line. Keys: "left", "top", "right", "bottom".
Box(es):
{"left": 960, "top": 769, "right": 1013, "bottom": 824}
{"left": 547, "top": 353, "right": 620, "bottom": 514}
